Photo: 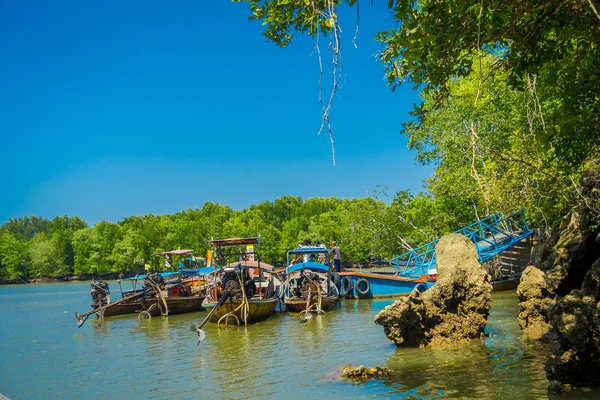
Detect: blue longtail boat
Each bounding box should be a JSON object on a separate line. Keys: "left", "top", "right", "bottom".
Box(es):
{"left": 339, "top": 210, "right": 534, "bottom": 298}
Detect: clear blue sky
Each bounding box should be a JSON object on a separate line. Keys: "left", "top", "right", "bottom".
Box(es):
{"left": 0, "top": 0, "right": 431, "bottom": 225}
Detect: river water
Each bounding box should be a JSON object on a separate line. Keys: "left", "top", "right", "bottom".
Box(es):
{"left": 0, "top": 283, "right": 597, "bottom": 399}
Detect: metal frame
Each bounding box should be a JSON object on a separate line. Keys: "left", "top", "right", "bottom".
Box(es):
{"left": 391, "top": 209, "right": 534, "bottom": 278}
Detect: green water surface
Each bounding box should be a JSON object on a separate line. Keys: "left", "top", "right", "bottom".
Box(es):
{"left": 0, "top": 283, "right": 597, "bottom": 399}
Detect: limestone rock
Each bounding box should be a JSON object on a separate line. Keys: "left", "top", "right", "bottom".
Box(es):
{"left": 341, "top": 364, "right": 391, "bottom": 380}
{"left": 545, "top": 258, "right": 600, "bottom": 388}
{"left": 374, "top": 234, "right": 492, "bottom": 347}
{"left": 516, "top": 266, "right": 553, "bottom": 340}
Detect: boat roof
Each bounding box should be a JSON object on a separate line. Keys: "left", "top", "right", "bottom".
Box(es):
{"left": 287, "top": 262, "right": 330, "bottom": 274}
{"left": 208, "top": 237, "right": 260, "bottom": 247}
{"left": 287, "top": 247, "right": 330, "bottom": 255}
{"left": 152, "top": 249, "right": 194, "bottom": 257}
{"left": 181, "top": 266, "right": 216, "bottom": 276}
{"left": 126, "top": 266, "right": 216, "bottom": 280}
{"left": 223, "top": 260, "right": 274, "bottom": 271}
{"left": 125, "top": 271, "right": 182, "bottom": 280}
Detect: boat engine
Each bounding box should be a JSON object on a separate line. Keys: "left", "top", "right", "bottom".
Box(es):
{"left": 294, "top": 270, "right": 319, "bottom": 298}
{"left": 90, "top": 279, "right": 110, "bottom": 309}
{"left": 144, "top": 273, "right": 165, "bottom": 289}
{"left": 221, "top": 270, "right": 256, "bottom": 299}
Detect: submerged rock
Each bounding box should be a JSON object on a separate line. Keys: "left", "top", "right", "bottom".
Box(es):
{"left": 341, "top": 364, "right": 391, "bottom": 380}
{"left": 374, "top": 234, "right": 492, "bottom": 346}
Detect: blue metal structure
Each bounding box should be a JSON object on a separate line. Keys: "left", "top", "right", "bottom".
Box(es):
{"left": 391, "top": 209, "right": 534, "bottom": 279}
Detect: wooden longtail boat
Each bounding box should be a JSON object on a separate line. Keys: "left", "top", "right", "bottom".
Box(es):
{"left": 203, "top": 297, "right": 278, "bottom": 324}
{"left": 283, "top": 247, "right": 339, "bottom": 314}
{"left": 201, "top": 237, "right": 282, "bottom": 326}
{"left": 75, "top": 252, "right": 211, "bottom": 326}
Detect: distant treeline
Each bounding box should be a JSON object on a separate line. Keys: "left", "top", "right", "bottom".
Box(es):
{"left": 0, "top": 195, "right": 444, "bottom": 281}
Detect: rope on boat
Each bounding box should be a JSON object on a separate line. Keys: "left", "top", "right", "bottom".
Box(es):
{"left": 144, "top": 277, "right": 169, "bottom": 316}
{"left": 298, "top": 276, "right": 326, "bottom": 319}
{"left": 138, "top": 310, "right": 152, "bottom": 320}
{"left": 217, "top": 269, "right": 250, "bottom": 327}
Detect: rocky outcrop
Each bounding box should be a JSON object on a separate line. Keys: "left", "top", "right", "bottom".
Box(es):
{"left": 341, "top": 364, "right": 391, "bottom": 380}
{"left": 515, "top": 158, "right": 600, "bottom": 391}
{"left": 517, "top": 158, "right": 600, "bottom": 340}
{"left": 516, "top": 266, "right": 553, "bottom": 340}
{"left": 374, "top": 234, "right": 492, "bottom": 346}
{"left": 546, "top": 257, "right": 600, "bottom": 391}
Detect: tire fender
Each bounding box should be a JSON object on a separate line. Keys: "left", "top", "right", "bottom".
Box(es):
{"left": 355, "top": 278, "right": 371, "bottom": 297}
{"left": 340, "top": 276, "right": 354, "bottom": 297}
{"left": 414, "top": 283, "right": 428, "bottom": 293}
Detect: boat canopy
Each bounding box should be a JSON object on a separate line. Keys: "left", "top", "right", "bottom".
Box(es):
{"left": 152, "top": 249, "right": 194, "bottom": 257}
{"left": 181, "top": 266, "right": 216, "bottom": 276}
{"left": 125, "top": 271, "right": 182, "bottom": 280}
{"left": 287, "top": 247, "right": 330, "bottom": 255}
{"left": 208, "top": 237, "right": 260, "bottom": 247}
{"left": 185, "top": 257, "right": 206, "bottom": 262}
{"left": 287, "top": 262, "right": 331, "bottom": 274}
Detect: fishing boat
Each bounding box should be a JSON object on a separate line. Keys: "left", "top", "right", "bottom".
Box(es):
{"left": 75, "top": 250, "right": 210, "bottom": 327}
{"left": 339, "top": 261, "right": 434, "bottom": 299}
{"left": 282, "top": 246, "right": 339, "bottom": 314}
{"left": 201, "top": 237, "right": 282, "bottom": 326}
{"left": 339, "top": 211, "right": 535, "bottom": 298}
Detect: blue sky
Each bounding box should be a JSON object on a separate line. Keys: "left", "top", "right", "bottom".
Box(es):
{"left": 0, "top": 0, "right": 430, "bottom": 225}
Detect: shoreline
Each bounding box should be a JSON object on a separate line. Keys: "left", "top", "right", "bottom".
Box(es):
{"left": 0, "top": 274, "right": 118, "bottom": 285}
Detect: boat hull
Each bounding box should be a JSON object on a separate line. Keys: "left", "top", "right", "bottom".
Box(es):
{"left": 101, "top": 302, "right": 144, "bottom": 317}
{"left": 339, "top": 271, "right": 520, "bottom": 298}
{"left": 97, "top": 296, "right": 205, "bottom": 318}
{"left": 491, "top": 275, "right": 520, "bottom": 291}
{"left": 284, "top": 296, "right": 338, "bottom": 313}
{"left": 339, "top": 272, "right": 433, "bottom": 299}
{"left": 202, "top": 297, "right": 278, "bottom": 325}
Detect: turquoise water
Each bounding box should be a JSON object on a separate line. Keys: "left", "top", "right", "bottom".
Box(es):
{"left": 0, "top": 283, "right": 597, "bottom": 399}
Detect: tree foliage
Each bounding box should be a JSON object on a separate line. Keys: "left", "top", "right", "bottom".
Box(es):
{"left": 0, "top": 195, "right": 468, "bottom": 280}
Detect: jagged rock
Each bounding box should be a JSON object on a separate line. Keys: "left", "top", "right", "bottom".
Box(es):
{"left": 374, "top": 234, "right": 492, "bottom": 346}
{"left": 341, "top": 364, "right": 391, "bottom": 380}
{"left": 513, "top": 158, "right": 600, "bottom": 391}
{"left": 517, "top": 266, "right": 553, "bottom": 340}
{"left": 545, "top": 258, "right": 600, "bottom": 388}
{"left": 518, "top": 209, "right": 600, "bottom": 337}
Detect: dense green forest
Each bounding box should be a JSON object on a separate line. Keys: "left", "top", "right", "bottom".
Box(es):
{"left": 0, "top": 195, "right": 438, "bottom": 280}
{"left": 0, "top": 194, "right": 470, "bottom": 280}
{"left": 2, "top": 1, "right": 598, "bottom": 281}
